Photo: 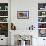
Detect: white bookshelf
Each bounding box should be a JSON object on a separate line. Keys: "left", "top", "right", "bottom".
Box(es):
{"left": 38, "top": 22, "right": 46, "bottom": 23}
{"left": 38, "top": 16, "right": 46, "bottom": 17}
{"left": 0, "top": 22, "right": 8, "bottom": 23}
{"left": 38, "top": 28, "right": 46, "bottom": 29}
{"left": 38, "top": 10, "right": 46, "bottom": 11}
{"left": 0, "top": 16, "right": 8, "bottom": 17}
{"left": 38, "top": 3, "right": 46, "bottom": 37}
{"left": 0, "top": 10, "right": 8, "bottom": 11}
{"left": 0, "top": 0, "right": 11, "bottom": 45}
{"left": 0, "top": 3, "right": 8, "bottom": 38}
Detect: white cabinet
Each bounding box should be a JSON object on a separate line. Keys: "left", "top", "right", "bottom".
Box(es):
{"left": 0, "top": 0, "right": 11, "bottom": 45}
{"left": 0, "top": 35, "right": 8, "bottom": 45}
{"left": 38, "top": 37, "right": 46, "bottom": 46}
{"left": 38, "top": 3, "right": 46, "bottom": 46}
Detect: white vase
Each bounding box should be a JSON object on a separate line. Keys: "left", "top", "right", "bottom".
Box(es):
{"left": 21, "top": 40, "right": 25, "bottom": 46}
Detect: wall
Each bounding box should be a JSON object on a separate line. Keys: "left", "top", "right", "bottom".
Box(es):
{"left": 11, "top": 0, "right": 46, "bottom": 30}
{"left": 11, "top": 0, "right": 46, "bottom": 46}
{"left": 11, "top": 0, "right": 38, "bottom": 30}
{"left": 11, "top": 0, "right": 38, "bottom": 45}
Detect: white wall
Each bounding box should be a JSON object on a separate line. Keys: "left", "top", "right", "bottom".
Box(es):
{"left": 11, "top": 0, "right": 46, "bottom": 46}
{"left": 11, "top": 0, "right": 38, "bottom": 45}
{"left": 11, "top": 0, "right": 38, "bottom": 30}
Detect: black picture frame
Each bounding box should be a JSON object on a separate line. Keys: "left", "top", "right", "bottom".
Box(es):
{"left": 17, "top": 11, "right": 29, "bottom": 19}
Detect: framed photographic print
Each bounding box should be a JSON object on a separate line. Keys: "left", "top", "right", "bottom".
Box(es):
{"left": 38, "top": 29, "right": 46, "bottom": 37}
{"left": 17, "top": 11, "right": 29, "bottom": 19}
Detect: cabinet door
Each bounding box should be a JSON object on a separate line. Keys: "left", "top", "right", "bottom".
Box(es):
{"left": 38, "top": 38, "right": 46, "bottom": 46}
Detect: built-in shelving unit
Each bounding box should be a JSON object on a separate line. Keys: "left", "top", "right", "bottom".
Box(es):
{"left": 0, "top": 3, "right": 8, "bottom": 37}
{"left": 38, "top": 3, "right": 46, "bottom": 37}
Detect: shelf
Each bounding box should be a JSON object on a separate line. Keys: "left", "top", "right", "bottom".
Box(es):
{"left": 0, "top": 10, "right": 8, "bottom": 11}
{"left": 0, "top": 16, "right": 8, "bottom": 17}
{"left": 38, "top": 10, "right": 46, "bottom": 11}
{"left": 38, "top": 28, "right": 46, "bottom": 29}
{"left": 0, "top": 22, "right": 8, "bottom": 23}
{"left": 38, "top": 15, "right": 46, "bottom": 17}
{"left": 38, "top": 22, "right": 46, "bottom": 23}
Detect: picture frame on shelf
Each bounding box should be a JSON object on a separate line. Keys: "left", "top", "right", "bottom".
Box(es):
{"left": 17, "top": 11, "right": 29, "bottom": 19}
{"left": 38, "top": 29, "right": 46, "bottom": 37}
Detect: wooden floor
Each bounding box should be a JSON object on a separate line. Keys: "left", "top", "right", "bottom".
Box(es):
{"left": 0, "top": 45, "right": 8, "bottom": 46}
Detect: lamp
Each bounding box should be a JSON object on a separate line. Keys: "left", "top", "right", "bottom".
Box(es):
{"left": 19, "top": 35, "right": 31, "bottom": 46}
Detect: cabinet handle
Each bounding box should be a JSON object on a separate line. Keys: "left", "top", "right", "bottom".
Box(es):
{"left": 1, "top": 39, "right": 3, "bottom": 40}
{"left": 43, "top": 39, "right": 45, "bottom": 40}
